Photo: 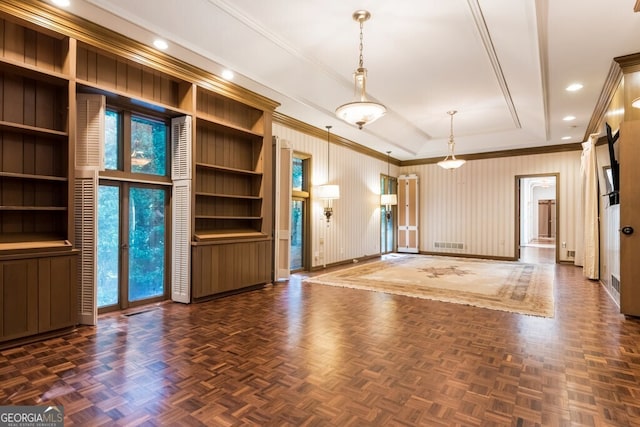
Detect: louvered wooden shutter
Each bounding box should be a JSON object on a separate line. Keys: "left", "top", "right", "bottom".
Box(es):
{"left": 274, "top": 137, "right": 292, "bottom": 280}
{"left": 74, "top": 169, "right": 98, "bottom": 325}
{"left": 171, "top": 115, "right": 192, "bottom": 302}
{"left": 172, "top": 180, "right": 191, "bottom": 303}
{"left": 171, "top": 116, "right": 192, "bottom": 180}
{"left": 76, "top": 94, "right": 105, "bottom": 170}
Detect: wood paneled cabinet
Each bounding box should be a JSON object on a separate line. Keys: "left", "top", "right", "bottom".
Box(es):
{"left": 0, "top": 253, "right": 77, "bottom": 346}
{"left": 397, "top": 174, "right": 419, "bottom": 253}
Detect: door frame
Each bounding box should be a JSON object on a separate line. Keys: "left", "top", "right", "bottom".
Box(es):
{"left": 291, "top": 152, "right": 312, "bottom": 272}
{"left": 98, "top": 179, "right": 170, "bottom": 313}
{"left": 514, "top": 173, "right": 560, "bottom": 263}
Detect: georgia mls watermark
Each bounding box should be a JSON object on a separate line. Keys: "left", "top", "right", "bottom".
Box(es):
{"left": 0, "top": 406, "right": 64, "bottom": 427}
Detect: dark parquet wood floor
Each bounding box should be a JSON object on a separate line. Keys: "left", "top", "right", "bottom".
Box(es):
{"left": 2, "top": 254, "right": 640, "bottom": 426}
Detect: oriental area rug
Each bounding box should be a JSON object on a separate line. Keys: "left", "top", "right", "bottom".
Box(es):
{"left": 303, "top": 254, "right": 555, "bottom": 317}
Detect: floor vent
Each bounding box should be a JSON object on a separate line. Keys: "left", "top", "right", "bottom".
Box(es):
{"left": 124, "top": 308, "right": 156, "bottom": 317}
{"left": 612, "top": 275, "right": 620, "bottom": 293}
{"left": 434, "top": 242, "right": 464, "bottom": 250}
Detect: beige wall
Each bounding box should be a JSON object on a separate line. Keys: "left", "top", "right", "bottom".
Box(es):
{"left": 276, "top": 120, "right": 584, "bottom": 265}
{"left": 274, "top": 123, "right": 397, "bottom": 267}
{"left": 400, "top": 151, "right": 583, "bottom": 261}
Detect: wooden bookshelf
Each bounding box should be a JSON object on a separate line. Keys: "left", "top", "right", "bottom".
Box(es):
{"left": 0, "top": 15, "right": 77, "bottom": 346}
{"left": 191, "top": 86, "right": 274, "bottom": 298}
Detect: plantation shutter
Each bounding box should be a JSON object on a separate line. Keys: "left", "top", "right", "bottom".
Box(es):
{"left": 74, "top": 169, "right": 98, "bottom": 325}
{"left": 171, "top": 116, "right": 192, "bottom": 180}
{"left": 274, "top": 137, "right": 292, "bottom": 280}
{"left": 171, "top": 116, "right": 192, "bottom": 302}
{"left": 76, "top": 94, "right": 105, "bottom": 170}
{"left": 172, "top": 180, "right": 191, "bottom": 303}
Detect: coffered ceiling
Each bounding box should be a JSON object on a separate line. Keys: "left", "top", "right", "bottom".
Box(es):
{"left": 49, "top": 0, "right": 640, "bottom": 160}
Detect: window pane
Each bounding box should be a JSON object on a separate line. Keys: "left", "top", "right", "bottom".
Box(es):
{"left": 292, "top": 157, "right": 303, "bottom": 191}
{"left": 98, "top": 185, "right": 120, "bottom": 307}
{"left": 131, "top": 115, "right": 167, "bottom": 176}
{"left": 105, "top": 110, "right": 119, "bottom": 170}
{"left": 129, "top": 187, "right": 166, "bottom": 301}
{"left": 291, "top": 200, "right": 304, "bottom": 270}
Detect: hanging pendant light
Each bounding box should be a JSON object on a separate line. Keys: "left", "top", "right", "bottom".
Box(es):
{"left": 335, "top": 10, "right": 386, "bottom": 130}
{"left": 437, "top": 110, "right": 466, "bottom": 169}
{"left": 380, "top": 151, "right": 397, "bottom": 221}
{"left": 316, "top": 125, "right": 340, "bottom": 224}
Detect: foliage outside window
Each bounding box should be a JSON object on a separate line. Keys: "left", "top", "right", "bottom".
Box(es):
{"left": 105, "top": 109, "right": 120, "bottom": 170}
{"left": 131, "top": 115, "right": 167, "bottom": 176}
{"left": 292, "top": 157, "right": 304, "bottom": 191}
{"left": 104, "top": 110, "right": 168, "bottom": 176}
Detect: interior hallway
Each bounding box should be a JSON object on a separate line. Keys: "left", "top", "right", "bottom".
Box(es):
{"left": 1, "top": 257, "right": 639, "bottom": 426}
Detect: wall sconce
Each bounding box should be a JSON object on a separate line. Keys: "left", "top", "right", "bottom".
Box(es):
{"left": 381, "top": 193, "right": 397, "bottom": 221}
{"left": 316, "top": 126, "right": 340, "bottom": 225}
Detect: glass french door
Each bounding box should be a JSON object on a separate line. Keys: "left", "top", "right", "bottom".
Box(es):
{"left": 290, "top": 198, "right": 305, "bottom": 270}
{"left": 290, "top": 154, "right": 310, "bottom": 272}
{"left": 97, "top": 181, "right": 169, "bottom": 311}
{"left": 381, "top": 175, "right": 397, "bottom": 254}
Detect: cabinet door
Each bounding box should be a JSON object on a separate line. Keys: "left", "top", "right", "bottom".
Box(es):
{"left": 38, "top": 255, "right": 78, "bottom": 332}
{"left": 397, "top": 174, "right": 419, "bottom": 253}
{"left": 620, "top": 120, "right": 640, "bottom": 316}
{"left": 0, "top": 259, "right": 38, "bottom": 342}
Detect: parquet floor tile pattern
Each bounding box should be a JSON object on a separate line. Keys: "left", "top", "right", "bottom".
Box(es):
{"left": 2, "top": 261, "right": 640, "bottom": 426}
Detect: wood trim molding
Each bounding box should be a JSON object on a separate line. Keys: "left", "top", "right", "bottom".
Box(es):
{"left": 273, "top": 112, "right": 400, "bottom": 165}
{"left": 400, "top": 142, "right": 583, "bottom": 167}
{"left": 0, "top": 0, "right": 280, "bottom": 112}
{"left": 275, "top": 111, "right": 583, "bottom": 167}
{"left": 615, "top": 52, "right": 640, "bottom": 72}
{"left": 584, "top": 60, "right": 623, "bottom": 141}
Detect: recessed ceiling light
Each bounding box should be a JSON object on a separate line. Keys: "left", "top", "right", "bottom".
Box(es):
{"left": 561, "top": 136, "right": 571, "bottom": 140}
{"left": 51, "top": 0, "right": 71, "bottom": 6}
{"left": 566, "top": 83, "right": 583, "bottom": 92}
{"left": 632, "top": 97, "right": 640, "bottom": 109}
{"left": 221, "top": 69, "right": 234, "bottom": 80}
{"left": 153, "top": 39, "right": 168, "bottom": 50}
{"left": 563, "top": 115, "right": 576, "bottom": 121}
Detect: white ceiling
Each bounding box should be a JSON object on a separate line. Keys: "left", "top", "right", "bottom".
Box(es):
{"left": 56, "top": 0, "right": 640, "bottom": 161}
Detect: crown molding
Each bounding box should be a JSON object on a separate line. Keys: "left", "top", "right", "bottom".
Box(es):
{"left": 273, "top": 112, "right": 400, "bottom": 165}
{"left": 400, "top": 142, "right": 583, "bottom": 167}
{"left": 584, "top": 60, "right": 623, "bottom": 140}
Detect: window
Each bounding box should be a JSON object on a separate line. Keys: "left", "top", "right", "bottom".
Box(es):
{"left": 292, "top": 157, "right": 304, "bottom": 191}
{"left": 104, "top": 109, "right": 169, "bottom": 177}
{"left": 105, "top": 109, "right": 120, "bottom": 170}
{"left": 131, "top": 115, "right": 167, "bottom": 176}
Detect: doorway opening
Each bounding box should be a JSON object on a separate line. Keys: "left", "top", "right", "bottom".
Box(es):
{"left": 516, "top": 175, "right": 558, "bottom": 264}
